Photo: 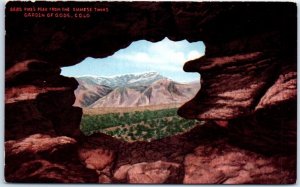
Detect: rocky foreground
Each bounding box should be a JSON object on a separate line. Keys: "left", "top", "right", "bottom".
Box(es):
{"left": 5, "top": 122, "right": 296, "bottom": 183}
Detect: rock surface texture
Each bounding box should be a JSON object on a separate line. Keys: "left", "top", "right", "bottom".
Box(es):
{"left": 5, "top": 2, "right": 296, "bottom": 184}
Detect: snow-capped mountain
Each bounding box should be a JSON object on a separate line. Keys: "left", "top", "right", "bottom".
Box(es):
{"left": 76, "top": 72, "right": 164, "bottom": 88}
{"left": 89, "top": 78, "right": 200, "bottom": 108}
{"left": 74, "top": 72, "right": 200, "bottom": 108}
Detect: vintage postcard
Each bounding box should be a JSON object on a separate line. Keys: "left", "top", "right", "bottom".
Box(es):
{"left": 4, "top": 1, "right": 297, "bottom": 184}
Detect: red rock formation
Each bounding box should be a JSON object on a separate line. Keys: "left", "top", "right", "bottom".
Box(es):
{"left": 5, "top": 134, "right": 98, "bottom": 183}
{"left": 5, "top": 1, "right": 296, "bottom": 184}
{"left": 114, "top": 161, "right": 181, "bottom": 183}
{"left": 183, "top": 140, "right": 295, "bottom": 184}
{"left": 5, "top": 59, "right": 82, "bottom": 140}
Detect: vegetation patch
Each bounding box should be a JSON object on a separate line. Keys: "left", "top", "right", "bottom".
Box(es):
{"left": 80, "top": 108, "right": 201, "bottom": 142}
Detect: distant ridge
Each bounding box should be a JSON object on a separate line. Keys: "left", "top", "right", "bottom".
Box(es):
{"left": 76, "top": 72, "right": 164, "bottom": 88}
{"left": 74, "top": 72, "right": 200, "bottom": 108}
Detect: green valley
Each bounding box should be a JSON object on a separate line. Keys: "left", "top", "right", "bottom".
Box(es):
{"left": 80, "top": 108, "right": 201, "bottom": 142}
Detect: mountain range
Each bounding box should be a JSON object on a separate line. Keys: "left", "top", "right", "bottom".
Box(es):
{"left": 73, "top": 72, "right": 200, "bottom": 108}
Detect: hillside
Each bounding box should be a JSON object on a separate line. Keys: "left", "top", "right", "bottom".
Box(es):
{"left": 74, "top": 72, "right": 200, "bottom": 108}
{"left": 74, "top": 78, "right": 113, "bottom": 107}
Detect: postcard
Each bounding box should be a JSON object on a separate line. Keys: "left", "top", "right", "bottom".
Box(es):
{"left": 4, "top": 1, "right": 297, "bottom": 184}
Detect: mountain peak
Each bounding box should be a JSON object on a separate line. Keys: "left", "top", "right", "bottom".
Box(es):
{"left": 77, "top": 71, "right": 160, "bottom": 79}
{"left": 76, "top": 72, "right": 165, "bottom": 88}
{"left": 74, "top": 72, "right": 201, "bottom": 108}
{"left": 142, "top": 71, "right": 159, "bottom": 76}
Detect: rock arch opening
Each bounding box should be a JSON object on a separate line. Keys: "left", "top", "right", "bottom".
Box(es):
{"left": 61, "top": 38, "right": 205, "bottom": 142}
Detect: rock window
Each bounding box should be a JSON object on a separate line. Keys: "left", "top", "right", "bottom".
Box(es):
{"left": 61, "top": 38, "right": 205, "bottom": 141}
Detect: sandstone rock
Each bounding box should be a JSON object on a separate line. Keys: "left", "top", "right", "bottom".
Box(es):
{"left": 114, "top": 161, "right": 181, "bottom": 183}
{"left": 5, "top": 2, "right": 296, "bottom": 68}
{"left": 5, "top": 134, "right": 77, "bottom": 170}
{"left": 227, "top": 109, "right": 297, "bottom": 155}
{"left": 5, "top": 134, "right": 99, "bottom": 183}
{"left": 5, "top": 85, "right": 69, "bottom": 104}
{"left": 6, "top": 159, "right": 89, "bottom": 183}
{"left": 5, "top": 59, "right": 60, "bottom": 87}
{"left": 5, "top": 134, "right": 76, "bottom": 157}
{"left": 115, "top": 123, "right": 226, "bottom": 169}
{"left": 78, "top": 148, "right": 115, "bottom": 170}
{"left": 5, "top": 100, "right": 56, "bottom": 140}
{"left": 256, "top": 65, "right": 296, "bottom": 110}
{"left": 98, "top": 174, "right": 112, "bottom": 183}
{"left": 179, "top": 52, "right": 279, "bottom": 120}
{"left": 113, "top": 164, "right": 132, "bottom": 181}
{"left": 184, "top": 52, "right": 263, "bottom": 72}
{"left": 183, "top": 141, "right": 296, "bottom": 184}
{"left": 5, "top": 75, "right": 81, "bottom": 140}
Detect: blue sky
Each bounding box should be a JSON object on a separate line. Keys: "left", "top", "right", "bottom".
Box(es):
{"left": 61, "top": 38, "right": 205, "bottom": 83}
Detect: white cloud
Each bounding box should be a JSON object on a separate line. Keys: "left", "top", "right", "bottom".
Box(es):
{"left": 132, "top": 52, "right": 151, "bottom": 62}
{"left": 187, "top": 50, "right": 203, "bottom": 61}
{"left": 113, "top": 38, "right": 203, "bottom": 73}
